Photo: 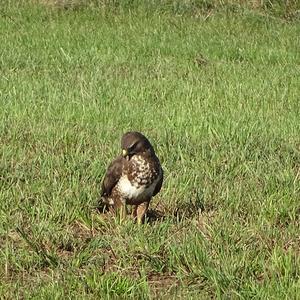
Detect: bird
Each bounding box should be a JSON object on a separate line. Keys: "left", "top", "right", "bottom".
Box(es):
{"left": 99, "top": 131, "right": 163, "bottom": 224}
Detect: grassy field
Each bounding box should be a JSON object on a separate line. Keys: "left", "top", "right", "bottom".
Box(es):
{"left": 0, "top": 1, "right": 300, "bottom": 298}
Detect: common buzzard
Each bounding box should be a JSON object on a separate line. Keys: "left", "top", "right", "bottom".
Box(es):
{"left": 100, "top": 131, "right": 163, "bottom": 224}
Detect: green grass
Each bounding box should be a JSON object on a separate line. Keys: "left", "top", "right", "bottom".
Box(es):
{"left": 0, "top": 1, "right": 300, "bottom": 298}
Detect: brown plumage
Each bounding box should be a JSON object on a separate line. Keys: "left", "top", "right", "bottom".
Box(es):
{"left": 100, "top": 131, "right": 163, "bottom": 224}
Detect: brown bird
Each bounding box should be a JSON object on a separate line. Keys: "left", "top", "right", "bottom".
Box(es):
{"left": 100, "top": 132, "right": 163, "bottom": 224}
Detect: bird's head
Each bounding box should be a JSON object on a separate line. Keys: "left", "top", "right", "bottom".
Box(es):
{"left": 121, "top": 131, "right": 154, "bottom": 160}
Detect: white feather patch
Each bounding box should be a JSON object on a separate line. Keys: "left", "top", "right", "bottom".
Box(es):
{"left": 118, "top": 175, "right": 160, "bottom": 201}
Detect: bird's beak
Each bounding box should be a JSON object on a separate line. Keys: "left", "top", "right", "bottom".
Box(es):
{"left": 122, "top": 149, "right": 128, "bottom": 157}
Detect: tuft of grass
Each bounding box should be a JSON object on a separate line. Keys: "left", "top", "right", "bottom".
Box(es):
{"left": 0, "top": 0, "right": 300, "bottom": 298}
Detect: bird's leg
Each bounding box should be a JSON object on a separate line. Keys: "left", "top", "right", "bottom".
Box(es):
{"left": 119, "top": 203, "right": 127, "bottom": 222}
{"left": 136, "top": 201, "right": 149, "bottom": 225}
{"left": 132, "top": 205, "right": 138, "bottom": 218}
{"left": 113, "top": 198, "right": 127, "bottom": 223}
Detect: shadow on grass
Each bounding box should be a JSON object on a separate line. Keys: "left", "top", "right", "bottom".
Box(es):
{"left": 95, "top": 189, "right": 206, "bottom": 224}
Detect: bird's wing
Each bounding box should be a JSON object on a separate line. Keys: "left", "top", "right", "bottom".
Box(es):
{"left": 153, "top": 167, "right": 163, "bottom": 196}
{"left": 101, "top": 156, "right": 123, "bottom": 197}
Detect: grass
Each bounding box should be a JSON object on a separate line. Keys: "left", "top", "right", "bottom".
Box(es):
{"left": 0, "top": 0, "right": 300, "bottom": 298}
